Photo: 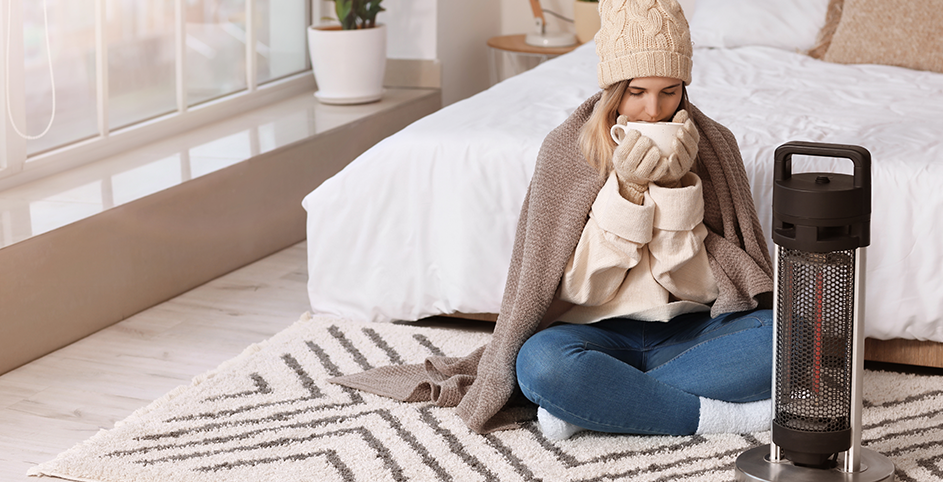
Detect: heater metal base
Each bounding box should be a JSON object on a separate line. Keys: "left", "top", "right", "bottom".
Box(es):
{"left": 735, "top": 446, "right": 895, "bottom": 482}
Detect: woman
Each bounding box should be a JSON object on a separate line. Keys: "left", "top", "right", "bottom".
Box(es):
{"left": 331, "top": 0, "right": 774, "bottom": 438}
{"left": 514, "top": 0, "right": 774, "bottom": 439}
{"left": 519, "top": 89, "right": 772, "bottom": 441}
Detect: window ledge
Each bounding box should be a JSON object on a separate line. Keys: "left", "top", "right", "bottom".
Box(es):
{"left": 0, "top": 87, "right": 438, "bottom": 249}
{"left": 0, "top": 86, "right": 442, "bottom": 375}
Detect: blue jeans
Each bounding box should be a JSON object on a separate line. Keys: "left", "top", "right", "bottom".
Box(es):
{"left": 516, "top": 309, "right": 773, "bottom": 435}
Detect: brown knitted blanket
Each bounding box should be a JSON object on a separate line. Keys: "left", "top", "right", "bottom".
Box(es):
{"left": 330, "top": 93, "right": 774, "bottom": 434}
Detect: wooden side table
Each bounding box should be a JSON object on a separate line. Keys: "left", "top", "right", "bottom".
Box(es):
{"left": 486, "top": 34, "right": 580, "bottom": 85}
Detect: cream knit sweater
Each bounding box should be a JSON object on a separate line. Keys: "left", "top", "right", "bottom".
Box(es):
{"left": 559, "top": 170, "right": 718, "bottom": 323}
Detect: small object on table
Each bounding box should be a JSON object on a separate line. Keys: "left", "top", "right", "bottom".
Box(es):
{"left": 486, "top": 34, "right": 579, "bottom": 85}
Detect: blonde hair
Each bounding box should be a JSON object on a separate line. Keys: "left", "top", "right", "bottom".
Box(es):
{"left": 578, "top": 80, "right": 628, "bottom": 177}
{"left": 578, "top": 80, "right": 690, "bottom": 177}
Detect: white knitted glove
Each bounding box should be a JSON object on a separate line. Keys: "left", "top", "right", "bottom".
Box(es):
{"left": 655, "top": 109, "right": 700, "bottom": 188}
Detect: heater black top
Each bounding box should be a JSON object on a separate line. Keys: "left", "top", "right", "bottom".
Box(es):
{"left": 772, "top": 141, "right": 871, "bottom": 252}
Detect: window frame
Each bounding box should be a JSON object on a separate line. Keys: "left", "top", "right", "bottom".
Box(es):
{"left": 0, "top": 0, "right": 313, "bottom": 191}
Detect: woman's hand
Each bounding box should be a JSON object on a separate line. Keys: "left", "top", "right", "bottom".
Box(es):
{"left": 655, "top": 110, "right": 700, "bottom": 188}
{"left": 612, "top": 110, "right": 700, "bottom": 202}
{"left": 611, "top": 119, "right": 663, "bottom": 204}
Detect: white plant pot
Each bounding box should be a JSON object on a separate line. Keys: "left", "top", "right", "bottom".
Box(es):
{"left": 307, "top": 24, "right": 387, "bottom": 105}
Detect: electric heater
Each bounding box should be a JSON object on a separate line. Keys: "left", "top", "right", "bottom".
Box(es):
{"left": 735, "top": 141, "right": 895, "bottom": 481}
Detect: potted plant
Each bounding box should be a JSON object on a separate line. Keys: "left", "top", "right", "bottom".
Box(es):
{"left": 307, "top": 0, "right": 386, "bottom": 105}
{"left": 573, "top": 0, "right": 600, "bottom": 44}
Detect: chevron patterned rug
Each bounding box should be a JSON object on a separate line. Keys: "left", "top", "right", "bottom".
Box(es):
{"left": 29, "top": 313, "right": 943, "bottom": 481}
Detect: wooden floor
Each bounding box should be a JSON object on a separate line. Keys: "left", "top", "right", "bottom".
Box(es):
{"left": 0, "top": 241, "right": 312, "bottom": 482}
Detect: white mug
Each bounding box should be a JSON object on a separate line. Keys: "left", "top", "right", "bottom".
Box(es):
{"left": 610, "top": 121, "right": 683, "bottom": 156}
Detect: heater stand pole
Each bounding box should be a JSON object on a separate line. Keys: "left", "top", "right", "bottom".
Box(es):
{"left": 769, "top": 246, "right": 783, "bottom": 464}
{"left": 843, "top": 247, "right": 867, "bottom": 473}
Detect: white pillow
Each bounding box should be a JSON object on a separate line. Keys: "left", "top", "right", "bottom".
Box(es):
{"left": 688, "top": 0, "right": 829, "bottom": 52}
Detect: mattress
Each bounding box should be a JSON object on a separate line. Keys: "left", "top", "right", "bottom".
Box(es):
{"left": 303, "top": 41, "right": 943, "bottom": 343}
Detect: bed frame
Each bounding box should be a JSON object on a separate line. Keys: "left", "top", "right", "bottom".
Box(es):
{"left": 864, "top": 339, "right": 943, "bottom": 369}
{"left": 441, "top": 313, "right": 943, "bottom": 369}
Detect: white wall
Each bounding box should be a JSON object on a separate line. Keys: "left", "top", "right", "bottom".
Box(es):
{"left": 499, "top": 0, "right": 697, "bottom": 37}
{"left": 380, "top": 0, "right": 438, "bottom": 60}
{"left": 437, "top": 0, "right": 502, "bottom": 105}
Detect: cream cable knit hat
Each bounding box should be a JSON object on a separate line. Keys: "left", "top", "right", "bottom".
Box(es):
{"left": 595, "top": 0, "right": 693, "bottom": 88}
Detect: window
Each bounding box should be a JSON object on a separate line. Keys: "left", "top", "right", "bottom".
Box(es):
{"left": 1, "top": 0, "right": 310, "bottom": 187}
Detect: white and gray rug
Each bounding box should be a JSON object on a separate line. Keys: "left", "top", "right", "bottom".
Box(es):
{"left": 30, "top": 313, "right": 943, "bottom": 481}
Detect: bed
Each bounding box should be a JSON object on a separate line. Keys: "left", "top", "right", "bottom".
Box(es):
{"left": 302, "top": 0, "right": 943, "bottom": 365}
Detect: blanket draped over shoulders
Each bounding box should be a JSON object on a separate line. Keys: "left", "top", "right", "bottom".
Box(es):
{"left": 329, "top": 92, "right": 774, "bottom": 434}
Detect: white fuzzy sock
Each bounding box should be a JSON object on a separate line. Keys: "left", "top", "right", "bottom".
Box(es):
{"left": 537, "top": 407, "right": 586, "bottom": 440}
{"left": 696, "top": 398, "right": 772, "bottom": 434}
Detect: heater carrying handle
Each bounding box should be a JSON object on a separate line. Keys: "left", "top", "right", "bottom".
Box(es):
{"left": 774, "top": 141, "right": 871, "bottom": 190}
{"left": 772, "top": 141, "right": 872, "bottom": 251}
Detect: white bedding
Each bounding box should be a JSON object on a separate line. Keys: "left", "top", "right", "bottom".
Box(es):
{"left": 303, "top": 41, "right": 943, "bottom": 343}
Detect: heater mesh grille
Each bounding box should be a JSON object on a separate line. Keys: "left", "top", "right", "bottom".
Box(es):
{"left": 775, "top": 247, "right": 856, "bottom": 433}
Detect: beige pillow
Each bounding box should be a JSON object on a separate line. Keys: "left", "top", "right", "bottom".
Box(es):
{"left": 808, "top": 0, "right": 843, "bottom": 59}
{"left": 823, "top": 0, "right": 943, "bottom": 72}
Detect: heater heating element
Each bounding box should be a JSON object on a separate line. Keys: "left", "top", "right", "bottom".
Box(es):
{"left": 774, "top": 247, "right": 856, "bottom": 468}
{"left": 735, "top": 141, "right": 895, "bottom": 482}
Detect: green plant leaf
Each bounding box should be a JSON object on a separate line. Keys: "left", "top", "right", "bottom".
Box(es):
{"left": 334, "top": 0, "right": 357, "bottom": 30}
{"left": 331, "top": 0, "right": 382, "bottom": 30}
{"left": 355, "top": 0, "right": 367, "bottom": 28}
{"left": 364, "top": 0, "right": 384, "bottom": 28}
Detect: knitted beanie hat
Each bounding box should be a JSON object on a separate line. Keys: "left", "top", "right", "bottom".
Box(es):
{"left": 595, "top": 0, "right": 693, "bottom": 88}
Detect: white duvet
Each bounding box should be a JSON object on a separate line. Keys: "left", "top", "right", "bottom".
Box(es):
{"left": 303, "top": 42, "right": 943, "bottom": 343}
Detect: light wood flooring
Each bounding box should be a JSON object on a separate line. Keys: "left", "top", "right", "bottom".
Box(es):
{"left": 0, "top": 241, "right": 312, "bottom": 481}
